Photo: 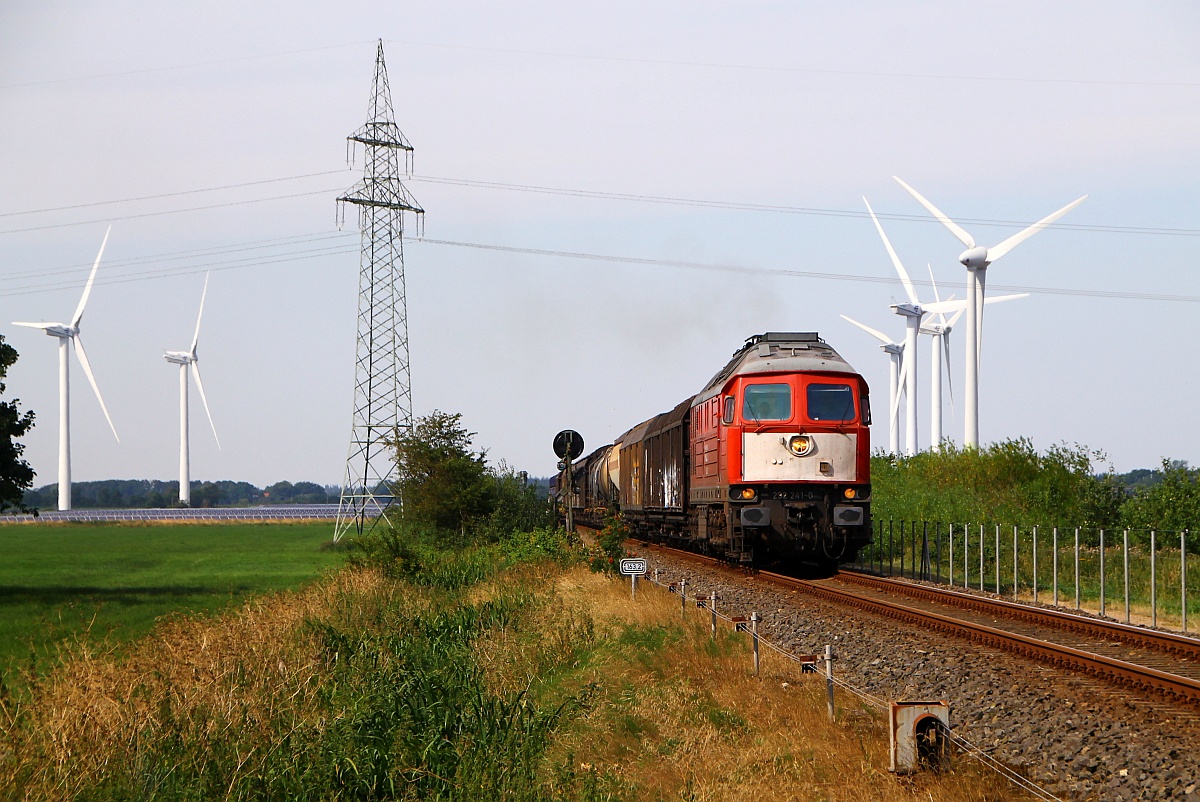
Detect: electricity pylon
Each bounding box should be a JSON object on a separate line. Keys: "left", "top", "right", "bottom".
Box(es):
{"left": 334, "top": 40, "right": 424, "bottom": 541}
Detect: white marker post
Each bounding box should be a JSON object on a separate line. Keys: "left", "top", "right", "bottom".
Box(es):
{"left": 619, "top": 557, "right": 648, "bottom": 598}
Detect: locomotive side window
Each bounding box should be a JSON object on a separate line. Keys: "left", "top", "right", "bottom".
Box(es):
{"left": 742, "top": 383, "right": 792, "bottom": 421}
{"left": 807, "top": 383, "right": 856, "bottom": 421}
{"left": 861, "top": 390, "right": 872, "bottom": 425}
{"left": 722, "top": 396, "right": 735, "bottom": 425}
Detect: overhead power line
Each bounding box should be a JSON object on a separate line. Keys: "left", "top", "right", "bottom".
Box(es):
{"left": 0, "top": 171, "right": 348, "bottom": 218}
{"left": 5, "top": 170, "right": 1198, "bottom": 240}
{"left": 2, "top": 232, "right": 1196, "bottom": 305}
{"left": 385, "top": 38, "right": 1200, "bottom": 89}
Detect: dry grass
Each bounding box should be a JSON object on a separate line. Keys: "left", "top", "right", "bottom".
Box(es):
{"left": 0, "top": 567, "right": 403, "bottom": 799}
{"left": 546, "top": 566, "right": 1030, "bottom": 802}
{"left": 1, "top": 549, "right": 1034, "bottom": 801}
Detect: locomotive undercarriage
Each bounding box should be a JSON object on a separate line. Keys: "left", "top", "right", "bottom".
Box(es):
{"left": 619, "top": 491, "right": 869, "bottom": 570}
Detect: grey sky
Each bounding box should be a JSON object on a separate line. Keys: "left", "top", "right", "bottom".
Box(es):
{"left": 1, "top": 2, "right": 1198, "bottom": 487}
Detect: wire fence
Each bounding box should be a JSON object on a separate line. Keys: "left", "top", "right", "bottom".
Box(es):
{"left": 0, "top": 504, "right": 368, "bottom": 524}
{"left": 642, "top": 566, "right": 1063, "bottom": 801}
{"left": 853, "top": 520, "right": 1199, "bottom": 633}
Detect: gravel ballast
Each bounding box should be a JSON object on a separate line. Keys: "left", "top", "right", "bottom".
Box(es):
{"left": 644, "top": 552, "right": 1200, "bottom": 801}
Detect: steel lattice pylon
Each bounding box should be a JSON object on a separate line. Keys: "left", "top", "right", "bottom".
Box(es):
{"left": 333, "top": 40, "right": 424, "bottom": 542}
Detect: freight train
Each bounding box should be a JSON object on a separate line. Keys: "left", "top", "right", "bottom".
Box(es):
{"left": 554, "top": 332, "right": 872, "bottom": 569}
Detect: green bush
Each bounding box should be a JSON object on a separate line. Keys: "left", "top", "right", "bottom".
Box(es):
{"left": 590, "top": 517, "right": 630, "bottom": 573}
{"left": 871, "top": 438, "right": 1124, "bottom": 529}
{"left": 1119, "top": 459, "right": 1200, "bottom": 551}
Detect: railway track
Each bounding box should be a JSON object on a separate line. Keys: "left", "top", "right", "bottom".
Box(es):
{"left": 635, "top": 539, "right": 1200, "bottom": 710}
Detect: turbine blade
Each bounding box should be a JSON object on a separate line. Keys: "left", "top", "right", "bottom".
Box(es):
{"left": 982, "top": 292, "right": 1031, "bottom": 305}
{"left": 922, "top": 299, "right": 968, "bottom": 314}
{"left": 71, "top": 226, "right": 112, "bottom": 328}
{"left": 72, "top": 333, "right": 119, "bottom": 442}
{"left": 944, "top": 331, "right": 955, "bottom": 410}
{"left": 928, "top": 264, "right": 943, "bottom": 304}
{"left": 190, "top": 272, "right": 210, "bottom": 355}
{"left": 190, "top": 361, "right": 221, "bottom": 450}
{"left": 976, "top": 270, "right": 987, "bottom": 365}
{"left": 893, "top": 176, "right": 975, "bottom": 249}
{"left": 840, "top": 314, "right": 894, "bottom": 346}
{"left": 864, "top": 197, "right": 919, "bottom": 305}
{"left": 11, "top": 321, "right": 59, "bottom": 329}
{"left": 986, "top": 195, "right": 1088, "bottom": 263}
{"left": 945, "top": 308, "right": 966, "bottom": 328}
{"left": 892, "top": 354, "right": 908, "bottom": 425}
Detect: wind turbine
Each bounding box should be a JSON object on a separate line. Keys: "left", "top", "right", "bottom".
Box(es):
{"left": 839, "top": 315, "right": 904, "bottom": 455}
{"left": 164, "top": 273, "right": 220, "bottom": 506}
{"left": 893, "top": 177, "right": 1086, "bottom": 447}
{"left": 11, "top": 227, "right": 120, "bottom": 511}
{"left": 863, "top": 198, "right": 964, "bottom": 457}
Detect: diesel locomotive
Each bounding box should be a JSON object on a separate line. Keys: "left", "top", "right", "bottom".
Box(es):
{"left": 556, "top": 332, "right": 872, "bottom": 568}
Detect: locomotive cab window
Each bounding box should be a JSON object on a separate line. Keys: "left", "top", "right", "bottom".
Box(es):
{"left": 807, "top": 383, "right": 856, "bottom": 422}
{"left": 742, "top": 383, "right": 792, "bottom": 421}
{"left": 722, "top": 396, "right": 735, "bottom": 425}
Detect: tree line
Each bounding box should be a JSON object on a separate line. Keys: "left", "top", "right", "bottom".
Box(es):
{"left": 20, "top": 479, "right": 340, "bottom": 510}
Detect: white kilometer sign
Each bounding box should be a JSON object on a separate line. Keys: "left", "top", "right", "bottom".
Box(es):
{"left": 619, "top": 558, "right": 647, "bottom": 575}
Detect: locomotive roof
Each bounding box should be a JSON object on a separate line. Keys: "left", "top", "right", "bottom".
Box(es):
{"left": 692, "top": 331, "right": 858, "bottom": 404}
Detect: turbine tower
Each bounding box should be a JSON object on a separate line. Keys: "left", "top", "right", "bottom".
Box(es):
{"left": 164, "top": 273, "right": 220, "bottom": 505}
{"left": 11, "top": 227, "right": 120, "bottom": 510}
{"left": 334, "top": 40, "right": 425, "bottom": 541}
{"left": 893, "top": 177, "right": 1085, "bottom": 448}
{"left": 840, "top": 315, "right": 904, "bottom": 455}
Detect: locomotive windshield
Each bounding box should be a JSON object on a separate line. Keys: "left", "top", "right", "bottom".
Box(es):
{"left": 807, "top": 383, "right": 856, "bottom": 421}
{"left": 742, "top": 383, "right": 792, "bottom": 421}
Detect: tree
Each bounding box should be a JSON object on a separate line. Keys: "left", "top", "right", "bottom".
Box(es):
{"left": 0, "top": 335, "right": 36, "bottom": 513}
{"left": 391, "top": 410, "right": 496, "bottom": 535}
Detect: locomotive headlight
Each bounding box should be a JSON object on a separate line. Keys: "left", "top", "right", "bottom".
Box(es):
{"left": 844, "top": 487, "right": 857, "bottom": 499}
{"left": 788, "top": 435, "right": 815, "bottom": 457}
{"left": 740, "top": 487, "right": 756, "bottom": 500}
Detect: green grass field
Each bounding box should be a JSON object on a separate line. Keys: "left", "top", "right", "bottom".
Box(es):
{"left": 0, "top": 521, "right": 345, "bottom": 681}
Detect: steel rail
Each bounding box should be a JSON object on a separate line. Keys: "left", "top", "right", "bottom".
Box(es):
{"left": 836, "top": 570, "right": 1200, "bottom": 660}
{"left": 763, "top": 571, "right": 1200, "bottom": 709}
{"left": 631, "top": 540, "right": 1200, "bottom": 709}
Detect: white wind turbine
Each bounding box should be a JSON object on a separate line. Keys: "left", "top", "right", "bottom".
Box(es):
{"left": 11, "top": 227, "right": 120, "bottom": 511}
{"left": 164, "top": 273, "right": 220, "bottom": 506}
{"left": 863, "top": 198, "right": 965, "bottom": 457}
{"left": 893, "top": 177, "right": 1086, "bottom": 448}
{"left": 839, "top": 315, "right": 904, "bottom": 455}
{"left": 919, "top": 266, "right": 1026, "bottom": 450}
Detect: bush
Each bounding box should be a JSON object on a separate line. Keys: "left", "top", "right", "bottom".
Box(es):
{"left": 590, "top": 516, "right": 630, "bottom": 573}
{"left": 871, "top": 438, "right": 1124, "bottom": 529}
{"left": 1119, "top": 459, "right": 1200, "bottom": 551}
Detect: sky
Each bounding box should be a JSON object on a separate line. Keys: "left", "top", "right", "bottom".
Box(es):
{"left": 1, "top": 1, "right": 1199, "bottom": 488}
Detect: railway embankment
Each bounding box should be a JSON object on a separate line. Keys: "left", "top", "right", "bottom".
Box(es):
{"left": 641, "top": 546, "right": 1200, "bottom": 801}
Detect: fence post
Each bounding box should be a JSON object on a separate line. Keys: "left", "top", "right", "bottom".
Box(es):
{"left": 936, "top": 522, "right": 942, "bottom": 584}
{"left": 995, "top": 525, "right": 1000, "bottom": 594}
{"left": 1150, "top": 531, "right": 1157, "bottom": 629}
{"left": 654, "top": 567, "right": 661, "bottom": 586}
{"left": 900, "top": 520, "right": 906, "bottom": 579}
{"left": 889, "top": 520, "right": 894, "bottom": 577}
{"left": 1124, "top": 529, "right": 1131, "bottom": 625}
{"left": 825, "top": 644, "right": 835, "bottom": 721}
{"left": 1033, "top": 525, "right": 1039, "bottom": 604}
{"left": 1080, "top": 528, "right": 1089, "bottom": 609}
{"left": 710, "top": 591, "right": 717, "bottom": 639}
{"left": 964, "top": 522, "right": 970, "bottom": 590}
{"left": 979, "top": 524, "right": 984, "bottom": 592}
{"left": 949, "top": 523, "right": 955, "bottom": 587}
{"left": 922, "top": 521, "right": 930, "bottom": 581}
{"left": 1013, "top": 526, "right": 1019, "bottom": 601}
{"left": 1100, "top": 529, "right": 1106, "bottom": 617}
{"left": 1183, "top": 531, "right": 1189, "bottom": 634}
{"left": 1053, "top": 527, "right": 1059, "bottom": 607}
{"left": 751, "top": 612, "right": 760, "bottom": 676}
{"left": 681, "top": 578, "right": 688, "bottom": 619}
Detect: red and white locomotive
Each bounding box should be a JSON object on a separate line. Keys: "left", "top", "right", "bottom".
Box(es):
{"left": 559, "top": 331, "right": 872, "bottom": 568}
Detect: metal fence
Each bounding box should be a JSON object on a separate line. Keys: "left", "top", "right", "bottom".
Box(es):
{"left": 853, "top": 520, "right": 1197, "bottom": 633}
